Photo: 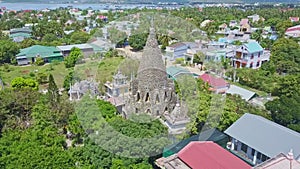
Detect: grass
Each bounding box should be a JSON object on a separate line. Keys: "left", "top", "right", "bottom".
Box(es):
{"left": 0, "top": 62, "right": 69, "bottom": 89}
{"left": 0, "top": 57, "right": 125, "bottom": 90}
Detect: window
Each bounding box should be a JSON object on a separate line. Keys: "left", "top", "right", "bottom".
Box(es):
{"left": 258, "top": 52, "right": 260, "bottom": 58}
{"left": 261, "top": 154, "right": 267, "bottom": 161}
{"left": 256, "top": 62, "right": 260, "bottom": 67}
{"left": 251, "top": 148, "right": 255, "bottom": 156}
{"left": 241, "top": 143, "right": 247, "bottom": 153}
{"left": 145, "top": 92, "right": 150, "bottom": 102}
{"left": 250, "top": 63, "right": 253, "bottom": 68}
{"left": 250, "top": 54, "right": 254, "bottom": 59}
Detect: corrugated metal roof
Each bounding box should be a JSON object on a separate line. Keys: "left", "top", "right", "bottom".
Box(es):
{"left": 226, "top": 85, "right": 256, "bottom": 101}
{"left": 244, "top": 42, "right": 263, "bottom": 53}
{"left": 16, "top": 45, "right": 62, "bottom": 59}
{"left": 178, "top": 141, "right": 251, "bottom": 169}
{"left": 57, "top": 44, "right": 93, "bottom": 51}
{"left": 225, "top": 113, "right": 300, "bottom": 158}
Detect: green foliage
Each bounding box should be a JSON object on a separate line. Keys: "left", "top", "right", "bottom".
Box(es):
{"left": 36, "top": 72, "right": 48, "bottom": 84}
{"left": 64, "top": 47, "right": 83, "bottom": 68}
{"left": 128, "top": 33, "right": 148, "bottom": 51}
{"left": 70, "top": 31, "right": 90, "bottom": 44}
{"left": 271, "top": 38, "right": 300, "bottom": 74}
{"left": 34, "top": 56, "right": 45, "bottom": 66}
{"left": 108, "top": 27, "right": 127, "bottom": 45}
{"left": 266, "top": 94, "right": 300, "bottom": 132}
{"left": 48, "top": 74, "right": 60, "bottom": 108}
{"left": 63, "top": 70, "right": 80, "bottom": 91}
{"left": 11, "top": 77, "right": 39, "bottom": 91}
{"left": 0, "top": 40, "right": 20, "bottom": 64}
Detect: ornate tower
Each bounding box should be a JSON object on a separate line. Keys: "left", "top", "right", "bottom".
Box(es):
{"left": 123, "top": 28, "right": 177, "bottom": 117}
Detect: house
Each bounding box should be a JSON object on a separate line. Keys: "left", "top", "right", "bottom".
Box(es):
{"left": 253, "top": 152, "right": 300, "bottom": 169}
{"left": 247, "top": 14, "right": 260, "bottom": 22}
{"left": 165, "top": 42, "right": 188, "bottom": 60}
{"left": 200, "top": 19, "right": 213, "bottom": 28}
{"left": 226, "top": 85, "right": 256, "bottom": 101}
{"left": 217, "top": 23, "right": 228, "bottom": 34}
{"left": 9, "top": 32, "right": 31, "bottom": 42}
{"left": 166, "top": 66, "right": 193, "bottom": 80}
{"left": 156, "top": 141, "right": 251, "bottom": 169}
{"left": 225, "top": 113, "right": 300, "bottom": 165}
{"left": 233, "top": 41, "right": 269, "bottom": 69}
{"left": 9, "top": 27, "right": 32, "bottom": 42}
{"left": 240, "top": 19, "right": 251, "bottom": 33}
{"left": 285, "top": 25, "right": 300, "bottom": 38}
{"left": 289, "top": 17, "right": 299, "bottom": 22}
{"left": 16, "top": 45, "right": 63, "bottom": 65}
{"left": 57, "top": 44, "right": 94, "bottom": 57}
{"left": 229, "top": 20, "right": 238, "bottom": 27}
{"left": 199, "top": 73, "right": 229, "bottom": 93}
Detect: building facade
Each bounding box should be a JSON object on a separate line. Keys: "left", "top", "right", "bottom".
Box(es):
{"left": 233, "top": 42, "right": 269, "bottom": 69}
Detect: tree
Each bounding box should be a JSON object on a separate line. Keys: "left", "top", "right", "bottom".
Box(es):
{"left": 64, "top": 47, "right": 83, "bottom": 68}
{"left": 128, "top": 33, "right": 148, "bottom": 51}
{"left": 48, "top": 74, "right": 59, "bottom": 108}
{"left": 70, "top": 31, "right": 90, "bottom": 44}
{"left": 11, "top": 77, "right": 39, "bottom": 91}
{"left": 0, "top": 40, "right": 20, "bottom": 64}
{"left": 34, "top": 56, "right": 44, "bottom": 66}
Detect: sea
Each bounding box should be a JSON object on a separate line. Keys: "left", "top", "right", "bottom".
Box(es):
{"left": 0, "top": 2, "right": 186, "bottom": 11}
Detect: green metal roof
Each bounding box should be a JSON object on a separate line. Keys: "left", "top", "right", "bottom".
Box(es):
{"left": 9, "top": 32, "right": 31, "bottom": 38}
{"left": 89, "top": 44, "right": 104, "bottom": 52}
{"left": 166, "top": 66, "right": 192, "bottom": 80}
{"left": 163, "top": 128, "right": 229, "bottom": 157}
{"left": 16, "top": 45, "right": 63, "bottom": 59}
{"left": 245, "top": 42, "right": 263, "bottom": 53}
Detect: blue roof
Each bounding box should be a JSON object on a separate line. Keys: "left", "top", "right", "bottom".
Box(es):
{"left": 244, "top": 42, "right": 263, "bottom": 53}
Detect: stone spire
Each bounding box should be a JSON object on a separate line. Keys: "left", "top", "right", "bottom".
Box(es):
{"left": 137, "top": 27, "right": 166, "bottom": 74}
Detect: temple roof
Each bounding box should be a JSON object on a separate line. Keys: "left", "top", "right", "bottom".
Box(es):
{"left": 138, "top": 27, "right": 166, "bottom": 74}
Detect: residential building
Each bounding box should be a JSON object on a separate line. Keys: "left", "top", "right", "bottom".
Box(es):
{"left": 253, "top": 152, "right": 300, "bottom": 169}
{"left": 156, "top": 141, "right": 251, "bottom": 169}
{"left": 57, "top": 44, "right": 94, "bottom": 57}
{"left": 285, "top": 25, "right": 300, "bottom": 38}
{"left": 233, "top": 41, "right": 269, "bottom": 69}
{"left": 240, "top": 19, "right": 251, "bottom": 33}
{"left": 199, "top": 73, "right": 229, "bottom": 93}
{"left": 9, "top": 27, "right": 32, "bottom": 42}
{"left": 16, "top": 45, "right": 63, "bottom": 65}
{"left": 200, "top": 19, "right": 213, "bottom": 28}
{"left": 289, "top": 17, "right": 299, "bottom": 22}
{"left": 229, "top": 20, "right": 238, "bottom": 27}
{"left": 226, "top": 85, "right": 256, "bottom": 101}
{"left": 165, "top": 42, "right": 189, "bottom": 60}
{"left": 247, "top": 14, "right": 260, "bottom": 22}
{"left": 225, "top": 113, "right": 300, "bottom": 165}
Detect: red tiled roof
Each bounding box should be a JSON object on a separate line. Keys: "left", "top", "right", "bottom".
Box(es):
{"left": 199, "top": 73, "right": 228, "bottom": 88}
{"left": 178, "top": 141, "right": 251, "bottom": 169}
{"left": 289, "top": 17, "right": 299, "bottom": 22}
{"left": 240, "top": 19, "right": 249, "bottom": 25}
